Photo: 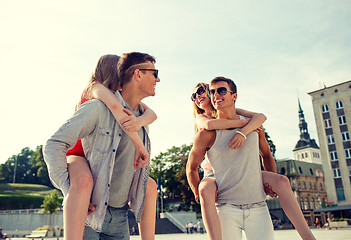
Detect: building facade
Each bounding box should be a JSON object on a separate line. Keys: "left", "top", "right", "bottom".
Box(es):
{"left": 308, "top": 80, "right": 351, "bottom": 207}
{"left": 267, "top": 100, "right": 328, "bottom": 226}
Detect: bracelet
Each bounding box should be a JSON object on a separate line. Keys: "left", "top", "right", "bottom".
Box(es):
{"left": 236, "top": 131, "right": 247, "bottom": 140}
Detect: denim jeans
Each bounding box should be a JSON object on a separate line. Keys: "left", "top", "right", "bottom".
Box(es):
{"left": 217, "top": 202, "right": 275, "bottom": 240}
{"left": 83, "top": 205, "right": 129, "bottom": 240}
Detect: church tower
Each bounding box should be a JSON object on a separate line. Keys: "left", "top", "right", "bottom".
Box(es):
{"left": 293, "top": 99, "right": 321, "bottom": 164}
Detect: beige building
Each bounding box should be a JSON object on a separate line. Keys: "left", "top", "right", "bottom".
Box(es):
{"left": 308, "top": 80, "right": 351, "bottom": 217}
{"left": 267, "top": 101, "right": 329, "bottom": 226}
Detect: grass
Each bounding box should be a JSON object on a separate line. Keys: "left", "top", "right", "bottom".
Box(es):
{"left": 0, "top": 183, "right": 63, "bottom": 210}
{"left": 0, "top": 183, "right": 54, "bottom": 196}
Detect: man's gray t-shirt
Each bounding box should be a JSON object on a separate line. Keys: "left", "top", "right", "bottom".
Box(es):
{"left": 108, "top": 104, "right": 144, "bottom": 208}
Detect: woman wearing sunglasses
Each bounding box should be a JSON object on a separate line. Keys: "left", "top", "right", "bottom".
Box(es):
{"left": 191, "top": 83, "right": 316, "bottom": 240}
{"left": 63, "top": 55, "right": 158, "bottom": 240}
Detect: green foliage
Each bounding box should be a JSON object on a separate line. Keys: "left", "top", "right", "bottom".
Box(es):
{"left": 41, "top": 190, "right": 61, "bottom": 214}
{"left": 150, "top": 144, "right": 200, "bottom": 212}
{"left": 0, "top": 183, "right": 62, "bottom": 210}
{"left": 0, "top": 194, "right": 46, "bottom": 210}
{"left": 264, "top": 130, "right": 276, "bottom": 158}
{"left": 0, "top": 145, "right": 51, "bottom": 186}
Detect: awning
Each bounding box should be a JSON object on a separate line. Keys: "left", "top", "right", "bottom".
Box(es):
{"left": 314, "top": 205, "right": 351, "bottom": 212}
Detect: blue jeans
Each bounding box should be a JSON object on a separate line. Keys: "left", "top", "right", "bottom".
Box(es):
{"left": 83, "top": 205, "right": 129, "bottom": 240}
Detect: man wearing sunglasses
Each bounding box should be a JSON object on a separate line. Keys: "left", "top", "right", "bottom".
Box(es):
{"left": 187, "top": 76, "right": 274, "bottom": 240}
{"left": 44, "top": 52, "right": 160, "bottom": 240}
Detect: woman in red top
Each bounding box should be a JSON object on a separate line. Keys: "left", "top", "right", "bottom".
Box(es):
{"left": 65, "top": 55, "right": 157, "bottom": 240}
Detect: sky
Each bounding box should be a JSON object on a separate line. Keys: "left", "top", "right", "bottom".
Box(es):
{"left": 1, "top": 0, "right": 351, "bottom": 164}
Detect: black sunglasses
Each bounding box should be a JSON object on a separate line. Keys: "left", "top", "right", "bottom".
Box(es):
{"left": 209, "top": 87, "right": 234, "bottom": 96}
{"left": 191, "top": 86, "right": 206, "bottom": 102}
{"left": 139, "top": 69, "right": 159, "bottom": 79}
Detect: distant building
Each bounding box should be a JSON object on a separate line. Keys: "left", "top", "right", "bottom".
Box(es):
{"left": 293, "top": 99, "right": 321, "bottom": 164}
{"left": 268, "top": 160, "right": 328, "bottom": 226}
{"left": 308, "top": 80, "right": 351, "bottom": 218}
{"left": 268, "top": 100, "right": 329, "bottom": 226}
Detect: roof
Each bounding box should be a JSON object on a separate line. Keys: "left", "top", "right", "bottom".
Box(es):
{"left": 314, "top": 205, "right": 351, "bottom": 212}
{"left": 308, "top": 80, "right": 351, "bottom": 95}
{"left": 276, "top": 159, "right": 323, "bottom": 176}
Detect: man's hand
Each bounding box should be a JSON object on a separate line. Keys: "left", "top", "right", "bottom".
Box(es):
{"left": 134, "top": 145, "right": 149, "bottom": 170}
{"left": 121, "top": 108, "right": 142, "bottom": 132}
{"left": 227, "top": 132, "right": 245, "bottom": 149}
{"left": 88, "top": 203, "right": 96, "bottom": 215}
{"left": 264, "top": 183, "right": 277, "bottom": 197}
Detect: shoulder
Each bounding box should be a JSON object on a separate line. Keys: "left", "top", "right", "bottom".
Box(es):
{"left": 194, "top": 129, "right": 215, "bottom": 146}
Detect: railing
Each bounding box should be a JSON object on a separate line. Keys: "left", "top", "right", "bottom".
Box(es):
{"left": 0, "top": 208, "right": 43, "bottom": 214}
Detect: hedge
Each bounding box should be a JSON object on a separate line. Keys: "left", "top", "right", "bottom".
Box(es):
{"left": 0, "top": 194, "right": 63, "bottom": 210}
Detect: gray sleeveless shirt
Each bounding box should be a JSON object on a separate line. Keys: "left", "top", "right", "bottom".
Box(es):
{"left": 207, "top": 126, "right": 266, "bottom": 205}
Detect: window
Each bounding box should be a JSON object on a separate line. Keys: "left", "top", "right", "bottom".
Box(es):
{"left": 324, "top": 119, "right": 332, "bottom": 128}
{"left": 345, "top": 149, "right": 351, "bottom": 158}
{"left": 302, "top": 181, "right": 306, "bottom": 189}
{"left": 302, "top": 154, "right": 304, "bottom": 159}
{"left": 333, "top": 168, "right": 341, "bottom": 178}
{"left": 305, "top": 153, "right": 308, "bottom": 158}
{"left": 300, "top": 198, "right": 304, "bottom": 209}
{"left": 327, "top": 135, "right": 335, "bottom": 144}
{"left": 305, "top": 198, "right": 310, "bottom": 210}
{"left": 311, "top": 198, "right": 315, "bottom": 209}
{"left": 336, "top": 100, "right": 344, "bottom": 109}
{"left": 336, "top": 188, "right": 346, "bottom": 201}
{"left": 342, "top": 132, "right": 350, "bottom": 142}
{"left": 320, "top": 183, "right": 323, "bottom": 191}
{"left": 308, "top": 182, "right": 312, "bottom": 190}
{"left": 330, "top": 151, "right": 338, "bottom": 161}
{"left": 348, "top": 166, "right": 351, "bottom": 176}
{"left": 313, "top": 182, "right": 317, "bottom": 190}
{"left": 322, "top": 104, "right": 329, "bottom": 113}
{"left": 299, "top": 167, "right": 303, "bottom": 174}
{"left": 339, "top": 116, "right": 347, "bottom": 125}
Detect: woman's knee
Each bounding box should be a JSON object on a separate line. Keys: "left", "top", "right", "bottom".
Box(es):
{"left": 146, "top": 178, "right": 157, "bottom": 198}
{"left": 71, "top": 171, "right": 93, "bottom": 193}
{"left": 199, "top": 178, "right": 217, "bottom": 200}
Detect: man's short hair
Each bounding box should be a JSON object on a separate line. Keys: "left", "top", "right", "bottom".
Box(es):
{"left": 210, "top": 76, "right": 237, "bottom": 93}
{"left": 117, "top": 52, "right": 156, "bottom": 88}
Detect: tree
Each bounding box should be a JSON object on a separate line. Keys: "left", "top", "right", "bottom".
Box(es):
{"left": 264, "top": 130, "right": 276, "bottom": 158}
{"left": 41, "top": 189, "right": 60, "bottom": 215}
{"left": 30, "top": 145, "right": 51, "bottom": 186}
{"left": 0, "top": 147, "right": 34, "bottom": 183}
{"left": 149, "top": 144, "right": 200, "bottom": 212}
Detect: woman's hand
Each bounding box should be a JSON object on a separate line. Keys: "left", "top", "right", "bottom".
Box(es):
{"left": 134, "top": 144, "right": 150, "bottom": 170}
{"left": 121, "top": 108, "right": 142, "bottom": 132}
{"left": 227, "top": 132, "right": 246, "bottom": 149}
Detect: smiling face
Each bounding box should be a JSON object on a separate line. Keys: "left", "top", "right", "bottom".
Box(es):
{"left": 192, "top": 85, "right": 211, "bottom": 112}
{"left": 209, "top": 81, "right": 237, "bottom": 111}
{"left": 138, "top": 61, "right": 160, "bottom": 97}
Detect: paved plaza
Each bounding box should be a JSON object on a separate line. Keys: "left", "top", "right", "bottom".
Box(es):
{"left": 130, "top": 229, "right": 351, "bottom": 240}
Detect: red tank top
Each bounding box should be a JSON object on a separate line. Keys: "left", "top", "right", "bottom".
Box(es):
{"left": 66, "top": 82, "right": 101, "bottom": 157}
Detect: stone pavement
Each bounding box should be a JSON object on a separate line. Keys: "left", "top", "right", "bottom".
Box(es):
{"left": 130, "top": 229, "right": 351, "bottom": 240}
{"left": 9, "top": 229, "right": 351, "bottom": 240}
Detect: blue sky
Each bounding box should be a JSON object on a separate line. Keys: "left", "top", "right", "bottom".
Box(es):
{"left": 1, "top": 0, "right": 351, "bottom": 163}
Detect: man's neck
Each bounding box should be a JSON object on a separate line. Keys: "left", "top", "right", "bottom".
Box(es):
{"left": 217, "top": 106, "right": 239, "bottom": 120}
{"left": 120, "top": 87, "right": 143, "bottom": 110}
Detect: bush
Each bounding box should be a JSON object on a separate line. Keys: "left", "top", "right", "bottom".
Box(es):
{"left": 0, "top": 194, "right": 46, "bottom": 210}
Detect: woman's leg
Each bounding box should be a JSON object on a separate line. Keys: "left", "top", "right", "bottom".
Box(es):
{"left": 65, "top": 156, "right": 93, "bottom": 240}
{"left": 262, "top": 171, "right": 316, "bottom": 240}
{"left": 139, "top": 177, "right": 157, "bottom": 240}
{"left": 199, "top": 177, "right": 222, "bottom": 240}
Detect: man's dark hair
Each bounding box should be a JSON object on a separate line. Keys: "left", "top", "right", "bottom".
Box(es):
{"left": 117, "top": 52, "right": 156, "bottom": 88}
{"left": 210, "top": 76, "right": 237, "bottom": 93}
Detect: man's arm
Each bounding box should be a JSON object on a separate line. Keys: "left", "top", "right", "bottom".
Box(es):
{"left": 259, "top": 129, "right": 277, "bottom": 173}
{"left": 186, "top": 130, "right": 215, "bottom": 201}
{"left": 227, "top": 109, "right": 266, "bottom": 149}
{"left": 43, "top": 101, "right": 101, "bottom": 196}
